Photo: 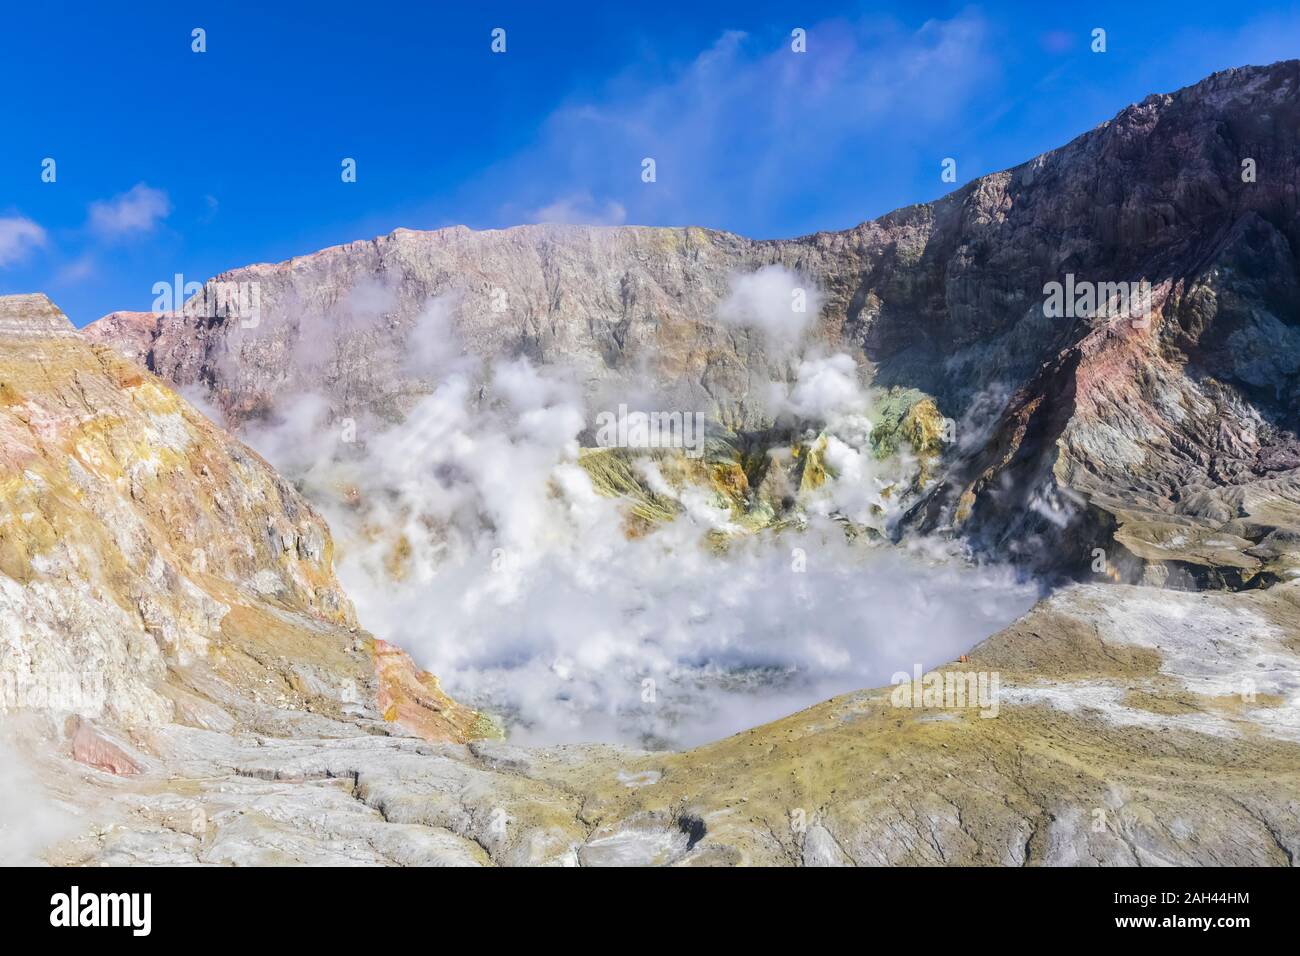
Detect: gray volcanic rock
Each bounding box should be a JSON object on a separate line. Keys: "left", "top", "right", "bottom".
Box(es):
{"left": 85, "top": 61, "right": 1300, "bottom": 581}
{"left": 91, "top": 227, "right": 788, "bottom": 427}
{"left": 33, "top": 578, "right": 1300, "bottom": 866}
{"left": 898, "top": 63, "right": 1300, "bottom": 584}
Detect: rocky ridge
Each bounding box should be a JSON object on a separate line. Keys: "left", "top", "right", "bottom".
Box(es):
{"left": 87, "top": 61, "right": 1300, "bottom": 585}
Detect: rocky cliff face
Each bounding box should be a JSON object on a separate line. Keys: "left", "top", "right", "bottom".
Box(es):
{"left": 0, "top": 294, "right": 483, "bottom": 806}
{"left": 87, "top": 62, "right": 1300, "bottom": 584}
{"left": 900, "top": 63, "right": 1300, "bottom": 586}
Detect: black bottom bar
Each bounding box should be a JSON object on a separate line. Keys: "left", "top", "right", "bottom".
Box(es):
{"left": 3, "top": 865, "right": 1284, "bottom": 940}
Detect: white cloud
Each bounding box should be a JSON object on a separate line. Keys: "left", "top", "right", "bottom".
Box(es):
{"left": 717, "top": 264, "right": 823, "bottom": 350}
{"left": 55, "top": 253, "right": 97, "bottom": 284}
{"left": 0, "top": 216, "right": 47, "bottom": 267}
{"left": 531, "top": 192, "right": 627, "bottom": 226}
{"left": 88, "top": 183, "right": 171, "bottom": 239}
{"left": 768, "top": 352, "right": 866, "bottom": 421}
{"left": 242, "top": 297, "right": 1035, "bottom": 748}
{"left": 0, "top": 731, "right": 76, "bottom": 864}
{"left": 404, "top": 293, "right": 471, "bottom": 377}
{"left": 477, "top": 11, "right": 994, "bottom": 232}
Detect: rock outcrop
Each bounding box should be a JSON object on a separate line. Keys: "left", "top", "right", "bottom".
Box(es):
{"left": 0, "top": 294, "right": 484, "bottom": 777}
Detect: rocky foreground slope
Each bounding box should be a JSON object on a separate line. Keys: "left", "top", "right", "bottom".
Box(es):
{"left": 88, "top": 62, "right": 1300, "bottom": 585}
{"left": 39, "top": 576, "right": 1300, "bottom": 865}
{"left": 0, "top": 294, "right": 494, "bottom": 862}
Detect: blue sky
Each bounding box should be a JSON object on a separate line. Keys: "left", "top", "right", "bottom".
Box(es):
{"left": 1, "top": 1, "right": 1298, "bottom": 326}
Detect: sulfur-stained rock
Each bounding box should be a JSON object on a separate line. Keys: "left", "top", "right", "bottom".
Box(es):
{"left": 0, "top": 293, "right": 487, "bottom": 767}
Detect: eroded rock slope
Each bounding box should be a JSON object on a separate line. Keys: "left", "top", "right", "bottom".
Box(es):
{"left": 0, "top": 294, "right": 487, "bottom": 863}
